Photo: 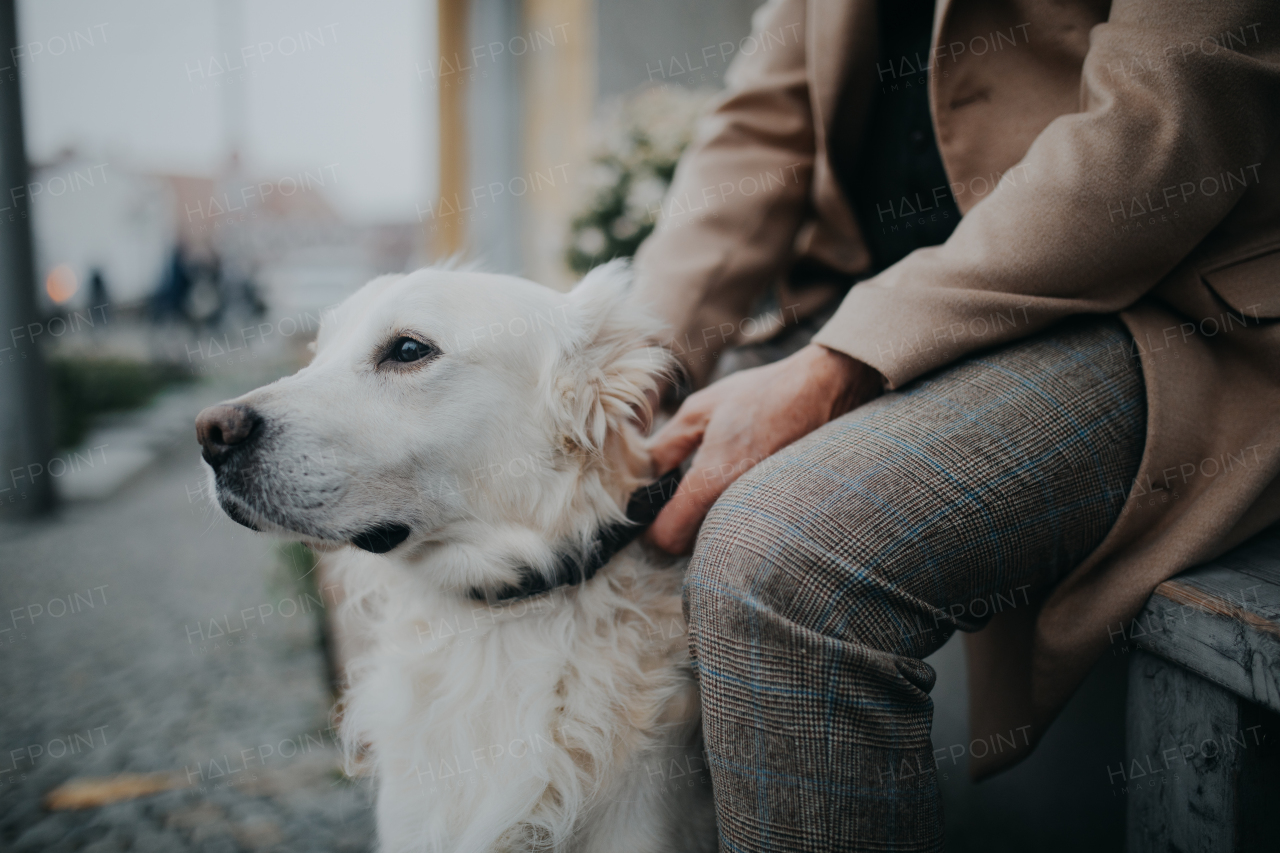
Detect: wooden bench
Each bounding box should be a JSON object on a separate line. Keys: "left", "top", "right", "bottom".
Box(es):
{"left": 1125, "top": 524, "right": 1280, "bottom": 852}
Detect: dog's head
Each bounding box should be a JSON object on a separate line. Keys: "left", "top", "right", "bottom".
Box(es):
{"left": 196, "top": 261, "right": 669, "bottom": 592}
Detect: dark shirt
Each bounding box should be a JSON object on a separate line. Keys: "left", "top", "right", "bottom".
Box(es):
{"left": 842, "top": 0, "right": 960, "bottom": 273}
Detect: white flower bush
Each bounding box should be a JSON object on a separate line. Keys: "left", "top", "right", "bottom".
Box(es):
{"left": 566, "top": 85, "right": 715, "bottom": 274}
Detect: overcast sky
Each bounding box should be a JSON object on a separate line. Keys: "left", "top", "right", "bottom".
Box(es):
{"left": 17, "top": 0, "right": 436, "bottom": 222}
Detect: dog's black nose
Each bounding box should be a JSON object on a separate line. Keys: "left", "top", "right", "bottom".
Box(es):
{"left": 196, "top": 404, "right": 261, "bottom": 467}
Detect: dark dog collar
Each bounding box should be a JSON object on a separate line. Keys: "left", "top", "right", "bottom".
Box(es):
{"left": 468, "top": 468, "right": 683, "bottom": 604}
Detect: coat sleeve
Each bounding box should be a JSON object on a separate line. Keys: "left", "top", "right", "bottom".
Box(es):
{"left": 633, "top": 0, "right": 815, "bottom": 386}
{"left": 812, "top": 0, "right": 1280, "bottom": 388}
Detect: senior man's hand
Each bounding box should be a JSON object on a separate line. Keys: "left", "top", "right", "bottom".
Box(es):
{"left": 646, "top": 343, "right": 883, "bottom": 555}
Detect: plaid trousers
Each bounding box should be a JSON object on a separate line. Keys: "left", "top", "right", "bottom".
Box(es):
{"left": 685, "top": 316, "right": 1146, "bottom": 851}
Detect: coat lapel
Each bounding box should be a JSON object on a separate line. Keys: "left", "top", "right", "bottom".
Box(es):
{"left": 929, "top": 0, "right": 960, "bottom": 181}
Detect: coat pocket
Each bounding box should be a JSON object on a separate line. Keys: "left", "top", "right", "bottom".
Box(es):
{"left": 1201, "top": 247, "right": 1280, "bottom": 319}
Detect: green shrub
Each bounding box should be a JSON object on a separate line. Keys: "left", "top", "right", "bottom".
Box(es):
{"left": 49, "top": 358, "right": 193, "bottom": 449}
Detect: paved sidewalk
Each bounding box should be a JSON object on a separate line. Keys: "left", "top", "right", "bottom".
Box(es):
{"left": 0, "top": 383, "right": 375, "bottom": 852}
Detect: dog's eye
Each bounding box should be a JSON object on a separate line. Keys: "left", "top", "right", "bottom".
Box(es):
{"left": 389, "top": 337, "right": 435, "bottom": 364}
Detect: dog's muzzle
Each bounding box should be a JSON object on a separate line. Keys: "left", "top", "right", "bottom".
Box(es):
{"left": 196, "top": 405, "right": 414, "bottom": 555}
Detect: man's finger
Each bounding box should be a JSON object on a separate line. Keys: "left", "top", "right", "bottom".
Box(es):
{"left": 646, "top": 450, "right": 743, "bottom": 554}
{"left": 647, "top": 405, "right": 709, "bottom": 474}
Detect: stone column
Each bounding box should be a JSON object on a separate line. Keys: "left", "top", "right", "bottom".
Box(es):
{"left": 0, "top": 0, "right": 56, "bottom": 518}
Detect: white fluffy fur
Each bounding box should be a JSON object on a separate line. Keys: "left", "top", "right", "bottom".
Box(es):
{"left": 208, "top": 262, "right": 715, "bottom": 852}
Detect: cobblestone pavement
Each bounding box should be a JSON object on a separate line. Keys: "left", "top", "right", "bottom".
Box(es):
{"left": 0, "top": 391, "right": 375, "bottom": 851}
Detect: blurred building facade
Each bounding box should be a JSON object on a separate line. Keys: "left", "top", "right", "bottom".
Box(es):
{"left": 24, "top": 0, "right": 763, "bottom": 324}
{"left": 29, "top": 153, "right": 419, "bottom": 326}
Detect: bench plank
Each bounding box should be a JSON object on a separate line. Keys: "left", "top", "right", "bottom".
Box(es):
{"left": 1131, "top": 526, "right": 1280, "bottom": 713}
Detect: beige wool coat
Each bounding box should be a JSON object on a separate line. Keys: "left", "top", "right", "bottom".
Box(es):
{"left": 634, "top": 0, "right": 1280, "bottom": 776}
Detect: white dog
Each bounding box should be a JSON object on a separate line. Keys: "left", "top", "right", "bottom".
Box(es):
{"left": 196, "top": 262, "right": 716, "bottom": 853}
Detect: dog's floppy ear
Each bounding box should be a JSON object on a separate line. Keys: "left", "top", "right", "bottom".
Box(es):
{"left": 556, "top": 260, "right": 669, "bottom": 455}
